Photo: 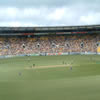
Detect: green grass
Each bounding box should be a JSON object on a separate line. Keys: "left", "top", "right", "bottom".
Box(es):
{"left": 0, "top": 55, "right": 100, "bottom": 100}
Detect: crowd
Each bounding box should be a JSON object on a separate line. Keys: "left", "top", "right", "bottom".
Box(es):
{"left": 0, "top": 34, "right": 100, "bottom": 56}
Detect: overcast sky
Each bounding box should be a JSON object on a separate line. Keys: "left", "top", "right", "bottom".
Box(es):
{"left": 0, "top": 0, "right": 100, "bottom": 27}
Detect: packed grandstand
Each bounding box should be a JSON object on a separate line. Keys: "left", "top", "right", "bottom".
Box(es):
{"left": 0, "top": 25, "right": 100, "bottom": 56}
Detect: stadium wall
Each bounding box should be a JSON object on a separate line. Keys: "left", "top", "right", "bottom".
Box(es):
{"left": 0, "top": 52, "right": 100, "bottom": 59}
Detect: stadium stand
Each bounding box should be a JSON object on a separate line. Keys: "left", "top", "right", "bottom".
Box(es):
{"left": 0, "top": 34, "right": 100, "bottom": 56}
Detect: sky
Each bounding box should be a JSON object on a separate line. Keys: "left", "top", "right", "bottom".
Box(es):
{"left": 0, "top": 0, "right": 100, "bottom": 27}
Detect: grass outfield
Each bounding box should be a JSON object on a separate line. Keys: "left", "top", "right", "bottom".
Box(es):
{"left": 0, "top": 55, "right": 100, "bottom": 100}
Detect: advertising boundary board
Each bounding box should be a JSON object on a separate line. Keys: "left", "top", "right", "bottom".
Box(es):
{"left": 0, "top": 52, "right": 99, "bottom": 59}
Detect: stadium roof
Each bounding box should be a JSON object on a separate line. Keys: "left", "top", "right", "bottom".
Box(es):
{"left": 0, "top": 24, "right": 100, "bottom": 35}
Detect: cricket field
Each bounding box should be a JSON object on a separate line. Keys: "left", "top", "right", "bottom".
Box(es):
{"left": 0, "top": 55, "right": 100, "bottom": 100}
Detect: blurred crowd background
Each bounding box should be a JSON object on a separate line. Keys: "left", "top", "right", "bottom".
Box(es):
{"left": 0, "top": 34, "right": 100, "bottom": 56}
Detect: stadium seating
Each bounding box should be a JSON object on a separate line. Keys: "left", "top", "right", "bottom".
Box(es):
{"left": 0, "top": 34, "right": 100, "bottom": 55}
